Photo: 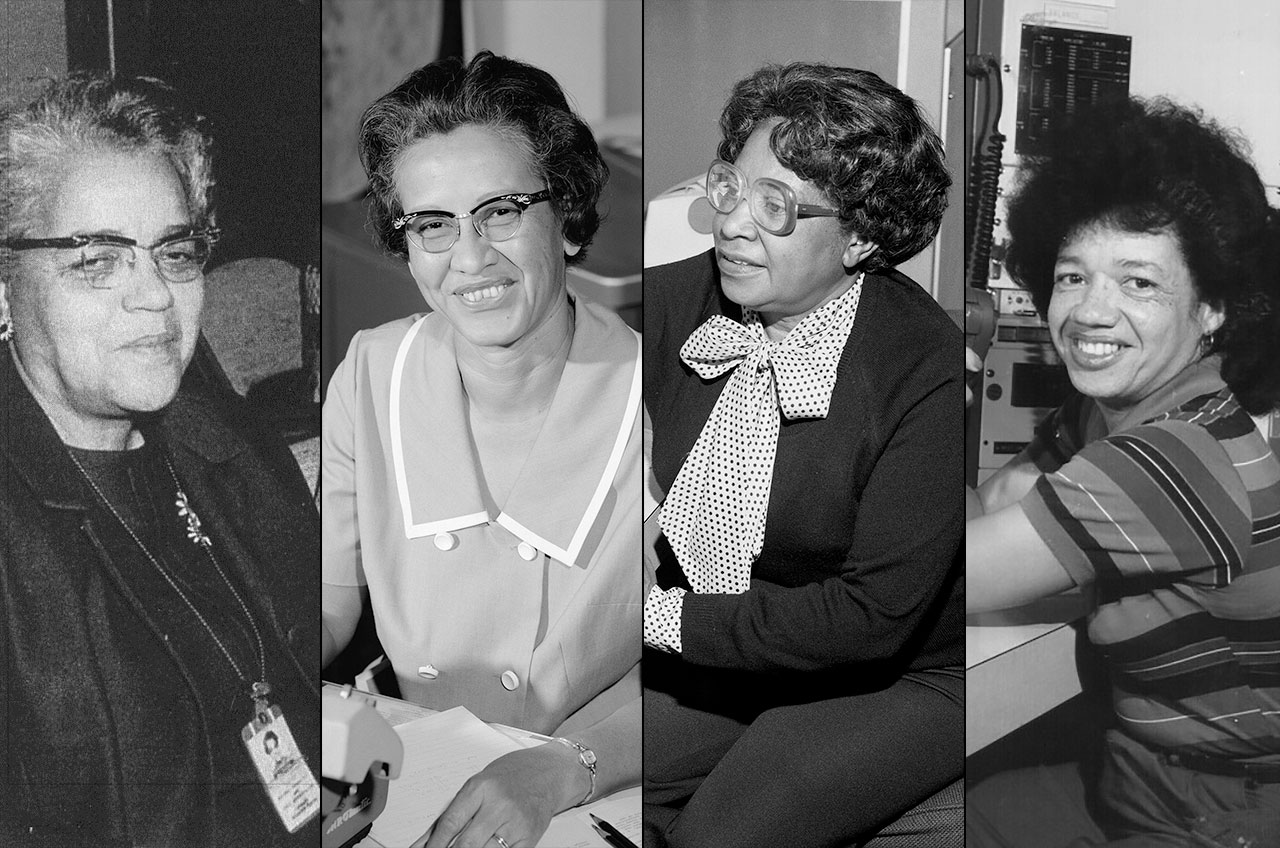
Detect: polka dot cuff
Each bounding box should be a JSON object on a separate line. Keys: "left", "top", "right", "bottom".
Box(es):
{"left": 644, "top": 584, "right": 685, "bottom": 653}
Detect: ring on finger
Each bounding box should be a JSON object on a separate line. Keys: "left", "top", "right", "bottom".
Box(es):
{"left": 494, "top": 836, "right": 511, "bottom": 848}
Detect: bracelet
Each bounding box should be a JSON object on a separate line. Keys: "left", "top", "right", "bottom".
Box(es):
{"left": 553, "top": 737, "right": 597, "bottom": 805}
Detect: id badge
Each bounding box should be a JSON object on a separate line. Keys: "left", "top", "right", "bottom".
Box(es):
{"left": 242, "top": 703, "right": 320, "bottom": 833}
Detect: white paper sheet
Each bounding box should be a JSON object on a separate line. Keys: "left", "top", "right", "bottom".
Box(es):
{"left": 368, "top": 706, "right": 525, "bottom": 848}
{"left": 576, "top": 789, "right": 641, "bottom": 846}
{"left": 361, "top": 704, "right": 636, "bottom": 848}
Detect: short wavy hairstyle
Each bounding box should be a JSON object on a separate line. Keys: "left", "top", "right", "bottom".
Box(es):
{"left": 358, "top": 51, "right": 608, "bottom": 266}
{"left": 0, "top": 73, "right": 215, "bottom": 275}
{"left": 1005, "top": 97, "right": 1280, "bottom": 413}
{"left": 718, "top": 62, "right": 950, "bottom": 271}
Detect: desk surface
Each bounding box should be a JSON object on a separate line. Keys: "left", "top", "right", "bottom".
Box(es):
{"left": 324, "top": 684, "right": 638, "bottom": 848}
{"left": 965, "top": 595, "right": 1089, "bottom": 756}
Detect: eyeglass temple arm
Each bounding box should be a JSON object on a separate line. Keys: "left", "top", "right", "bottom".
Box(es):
{"left": 795, "top": 204, "right": 841, "bottom": 218}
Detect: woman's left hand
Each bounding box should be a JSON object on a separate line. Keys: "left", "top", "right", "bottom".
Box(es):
{"left": 423, "top": 742, "right": 585, "bottom": 848}
{"left": 965, "top": 345, "right": 983, "bottom": 408}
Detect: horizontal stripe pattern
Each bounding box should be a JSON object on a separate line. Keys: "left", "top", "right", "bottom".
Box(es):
{"left": 1022, "top": 384, "right": 1280, "bottom": 757}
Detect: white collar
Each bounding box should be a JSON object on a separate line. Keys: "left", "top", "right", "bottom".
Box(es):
{"left": 388, "top": 298, "right": 640, "bottom": 568}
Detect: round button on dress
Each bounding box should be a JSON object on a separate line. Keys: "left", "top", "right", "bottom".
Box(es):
{"left": 516, "top": 542, "right": 538, "bottom": 561}
{"left": 500, "top": 670, "right": 520, "bottom": 691}
{"left": 433, "top": 532, "right": 457, "bottom": 551}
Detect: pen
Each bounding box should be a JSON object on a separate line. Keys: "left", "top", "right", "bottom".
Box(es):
{"left": 589, "top": 813, "right": 639, "bottom": 848}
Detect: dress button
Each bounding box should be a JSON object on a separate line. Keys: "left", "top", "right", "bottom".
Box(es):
{"left": 434, "top": 532, "right": 457, "bottom": 551}
{"left": 500, "top": 670, "right": 520, "bottom": 691}
{"left": 418, "top": 664, "right": 440, "bottom": 679}
{"left": 517, "top": 542, "right": 538, "bottom": 561}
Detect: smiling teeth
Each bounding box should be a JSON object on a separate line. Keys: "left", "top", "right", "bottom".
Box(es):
{"left": 1077, "top": 340, "right": 1121, "bottom": 356}
{"left": 459, "top": 284, "right": 508, "bottom": 303}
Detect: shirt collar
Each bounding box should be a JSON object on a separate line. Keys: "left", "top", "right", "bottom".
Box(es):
{"left": 1099, "top": 354, "right": 1227, "bottom": 435}
{"left": 389, "top": 298, "right": 641, "bottom": 568}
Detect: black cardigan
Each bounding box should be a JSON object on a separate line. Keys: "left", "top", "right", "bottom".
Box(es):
{"left": 0, "top": 348, "right": 320, "bottom": 847}
{"left": 644, "top": 250, "right": 965, "bottom": 681}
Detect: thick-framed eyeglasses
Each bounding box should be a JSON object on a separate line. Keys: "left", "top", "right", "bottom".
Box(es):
{"left": 706, "top": 159, "right": 841, "bottom": 236}
{"left": 393, "top": 189, "right": 553, "bottom": 253}
{"left": 5, "top": 229, "right": 220, "bottom": 288}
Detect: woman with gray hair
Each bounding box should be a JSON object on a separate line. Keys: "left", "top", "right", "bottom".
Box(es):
{"left": 322, "top": 51, "right": 642, "bottom": 848}
{"left": 0, "top": 74, "right": 320, "bottom": 846}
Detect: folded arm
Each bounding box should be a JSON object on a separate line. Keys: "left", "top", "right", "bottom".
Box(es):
{"left": 966, "top": 504, "right": 1074, "bottom": 613}
{"left": 658, "top": 378, "right": 964, "bottom": 672}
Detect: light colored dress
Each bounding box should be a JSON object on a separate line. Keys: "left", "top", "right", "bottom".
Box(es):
{"left": 323, "top": 297, "right": 642, "bottom": 735}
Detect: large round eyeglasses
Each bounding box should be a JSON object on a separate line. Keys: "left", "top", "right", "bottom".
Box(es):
{"left": 4, "top": 229, "right": 220, "bottom": 288}
{"left": 393, "top": 189, "right": 553, "bottom": 253}
{"left": 705, "top": 159, "right": 840, "bottom": 236}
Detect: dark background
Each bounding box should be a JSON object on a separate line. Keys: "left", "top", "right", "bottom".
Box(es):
{"left": 65, "top": 0, "right": 321, "bottom": 270}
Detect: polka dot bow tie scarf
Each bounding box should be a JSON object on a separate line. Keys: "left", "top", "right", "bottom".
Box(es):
{"left": 660, "top": 273, "right": 864, "bottom": 594}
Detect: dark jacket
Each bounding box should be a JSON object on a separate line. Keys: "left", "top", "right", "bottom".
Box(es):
{"left": 0, "top": 347, "right": 320, "bottom": 847}
{"left": 644, "top": 251, "right": 965, "bottom": 697}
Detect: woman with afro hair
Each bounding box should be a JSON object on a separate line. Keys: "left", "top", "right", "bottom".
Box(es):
{"left": 967, "top": 97, "right": 1280, "bottom": 846}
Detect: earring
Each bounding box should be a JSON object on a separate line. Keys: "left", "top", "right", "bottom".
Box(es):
{"left": 1200, "top": 331, "right": 1217, "bottom": 356}
{"left": 0, "top": 319, "right": 11, "bottom": 343}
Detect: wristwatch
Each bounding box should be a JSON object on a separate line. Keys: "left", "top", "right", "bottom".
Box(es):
{"left": 554, "top": 737, "right": 597, "bottom": 805}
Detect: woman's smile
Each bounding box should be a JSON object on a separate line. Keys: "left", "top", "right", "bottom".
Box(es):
{"left": 396, "top": 126, "right": 571, "bottom": 351}
{"left": 1064, "top": 334, "right": 1129, "bottom": 368}
{"left": 121, "top": 329, "right": 179, "bottom": 349}
{"left": 1048, "top": 224, "right": 1222, "bottom": 419}
{"left": 452, "top": 278, "right": 516, "bottom": 306}
{"left": 6, "top": 149, "right": 202, "bottom": 447}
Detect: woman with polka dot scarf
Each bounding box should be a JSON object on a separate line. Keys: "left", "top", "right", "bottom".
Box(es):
{"left": 642, "top": 62, "right": 965, "bottom": 848}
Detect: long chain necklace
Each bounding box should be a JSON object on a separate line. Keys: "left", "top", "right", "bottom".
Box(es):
{"left": 66, "top": 447, "right": 273, "bottom": 713}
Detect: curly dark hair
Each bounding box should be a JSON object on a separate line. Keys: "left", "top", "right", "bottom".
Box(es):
{"left": 717, "top": 62, "right": 950, "bottom": 271}
{"left": 357, "top": 51, "right": 607, "bottom": 266}
{"left": 1005, "top": 97, "right": 1280, "bottom": 413}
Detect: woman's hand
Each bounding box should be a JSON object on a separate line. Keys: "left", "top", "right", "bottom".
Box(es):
{"left": 966, "top": 486, "right": 985, "bottom": 521}
{"left": 424, "top": 741, "right": 586, "bottom": 848}
{"left": 965, "top": 345, "right": 983, "bottom": 408}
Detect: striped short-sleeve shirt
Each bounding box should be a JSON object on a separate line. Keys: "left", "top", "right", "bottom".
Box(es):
{"left": 1020, "top": 358, "right": 1280, "bottom": 762}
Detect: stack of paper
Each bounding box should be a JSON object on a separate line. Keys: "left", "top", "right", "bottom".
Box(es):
{"left": 368, "top": 706, "right": 524, "bottom": 847}
{"left": 366, "top": 706, "right": 636, "bottom": 848}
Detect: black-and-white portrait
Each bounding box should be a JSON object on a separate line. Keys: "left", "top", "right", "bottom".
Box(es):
{"left": 966, "top": 1, "right": 1280, "bottom": 845}
{"left": 0, "top": 2, "right": 321, "bottom": 845}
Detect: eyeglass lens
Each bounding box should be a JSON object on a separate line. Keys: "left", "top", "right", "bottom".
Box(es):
{"left": 706, "top": 162, "right": 793, "bottom": 234}
{"left": 404, "top": 199, "right": 527, "bottom": 252}
{"left": 76, "top": 236, "right": 214, "bottom": 288}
